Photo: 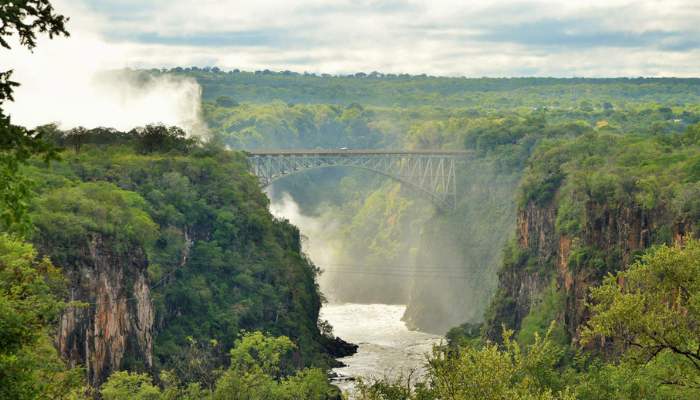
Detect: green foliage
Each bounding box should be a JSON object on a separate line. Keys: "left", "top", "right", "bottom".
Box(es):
{"left": 0, "top": 234, "right": 86, "bottom": 400}
{"left": 518, "top": 280, "right": 568, "bottom": 347}
{"left": 101, "top": 370, "right": 211, "bottom": 400}
{"left": 427, "top": 325, "right": 572, "bottom": 400}
{"left": 0, "top": 0, "right": 69, "bottom": 52}
{"left": 204, "top": 101, "right": 386, "bottom": 150}
{"left": 7, "top": 60, "right": 700, "bottom": 398}
{"left": 571, "top": 357, "right": 696, "bottom": 400}
{"left": 357, "top": 325, "right": 573, "bottom": 400}
{"left": 555, "top": 194, "right": 585, "bottom": 235}
{"left": 160, "top": 370, "right": 211, "bottom": 400}
{"left": 524, "top": 125, "right": 700, "bottom": 228}
{"left": 100, "top": 335, "right": 338, "bottom": 399}
{"left": 0, "top": 0, "right": 67, "bottom": 235}
{"left": 133, "top": 125, "right": 198, "bottom": 154}
{"left": 100, "top": 371, "right": 161, "bottom": 400}
{"left": 228, "top": 331, "right": 295, "bottom": 379}
{"left": 582, "top": 240, "right": 700, "bottom": 392}
{"left": 160, "top": 69, "right": 700, "bottom": 109}
{"left": 213, "top": 332, "right": 337, "bottom": 400}
{"left": 32, "top": 182, "right": 158, "bottom": 258}
{"left": 355, "top": 373, "right": 433, "bottom": 400}
{"left": 164, "top": 337, "right": 223, "bottom": 392}
{"left": 177, "top": 69, "right": 700, "bottom": 340}
{"left": 27, "top": 128, "right": 331, "bottom": 385}
{"left": 445, "top": 322, "right": 482, "bottom": 348}
{"left": 567, "top": 246, "right": 607, "bottom": 274}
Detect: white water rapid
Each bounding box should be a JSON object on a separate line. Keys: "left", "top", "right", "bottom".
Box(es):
{"left": 320, "top": 303, "right": 442, "bottom": 394}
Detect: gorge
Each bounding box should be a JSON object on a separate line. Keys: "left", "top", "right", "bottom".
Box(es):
{"left": 4, "top": 69, "right": 700, "bottom": 400}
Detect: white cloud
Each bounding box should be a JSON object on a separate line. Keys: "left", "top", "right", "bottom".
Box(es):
{"left": 84, "top": 0, "right": 700, "bottom": 76}
{"left": 3, "top": 0, "right": 700, "bottom": 129}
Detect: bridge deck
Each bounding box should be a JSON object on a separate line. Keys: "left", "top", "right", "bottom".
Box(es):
{"left": 246, "top": 149, "right": 467, "bottom": 210}
{"left": 246, "top": 149, "right": 471, "bottom": 156}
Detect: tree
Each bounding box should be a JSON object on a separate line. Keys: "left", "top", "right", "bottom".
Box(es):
{"left": 213, "top": 332, "right": 293, "bottom": 399}
{"left": 166, "top": 337, "right": 223, "bottom": 392}
{"left": 1, "top": 0, "right": 68, "bottom": 234}
{"left": 215, "top": 95, "right": 238, "bottom": 108}
{"left": 133, "top": 124, "right": 196, "bottom": 154}
{"left": 100, "top": 371, "right": 161, "bottom": 400}
{"left": 427, "top": 326, "right": 573, "bottom": 400}
{"left": 0, "top": 234, "right": 86, "bottom": 399}
{"left": 213, "top": 332, "right": 337, "bottom": 400}
{"left": 582, "top": 240, "right": 700, "bottom": 390}
{"left": 356, "top": 325, "right": 573, "bottom": 400}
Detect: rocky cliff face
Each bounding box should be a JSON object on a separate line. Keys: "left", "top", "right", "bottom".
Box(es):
{"left": 485, "top": 198, "right": 691, "bottom": 343}
{"left": 483, "top": 202, "right": 556, "bottom": 341}
{"left": 55, "top": 235, "right": 153, "bottom": 386}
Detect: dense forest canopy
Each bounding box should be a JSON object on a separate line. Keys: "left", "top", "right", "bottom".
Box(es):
{"left": 150, "top": 67, "right": 700, "bottom": 108}
{"left": 1, "top": 2, "right": 700, "bottom": 397}
{"left": 3, "top": 64, "right": 700, "bottom": 397}
{"left": 174, "top": 67, "right": 700, "bottom": 399}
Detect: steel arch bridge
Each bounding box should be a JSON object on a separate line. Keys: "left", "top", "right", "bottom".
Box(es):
{"left": 246, "top": 149, "right": 471, "bottom": 210}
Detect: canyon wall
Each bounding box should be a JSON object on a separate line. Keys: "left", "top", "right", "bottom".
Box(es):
{"left": 484, "top": 197, "right": 692, "bottom": 343}
{"left": 55, "top": 235, "right": 154, "bottom": 386}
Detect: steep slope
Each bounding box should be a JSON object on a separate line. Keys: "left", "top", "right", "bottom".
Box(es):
{"left": 27, "top": 127, "right": 340, "bottom": 385}
{"left": 484, "top": 128, "right": 700, "bottom": 343}
{"left": 33, "top": 182, "right": 157, "bottom": 386}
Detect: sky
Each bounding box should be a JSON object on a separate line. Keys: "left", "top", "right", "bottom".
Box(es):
{"left": 36, "top": 0, "right": 700, "bottom": 77}
{"left": 3, "top": 0, "right": 700, "bottom": 131}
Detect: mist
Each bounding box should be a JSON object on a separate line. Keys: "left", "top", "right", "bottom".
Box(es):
{"left": 268, "top": 191, "right": 343, "bottom": 302}
{"left": 265, "top": 163, "right": 519, "bottom": 334}
{"left": 269, "top": 186, "right": 417, "bottom": 305}
{"left": 3, "top": 2, "right": 206, "bottom": 136}
{"left": 7, "top": 68, "right": 206, "bottom": 135}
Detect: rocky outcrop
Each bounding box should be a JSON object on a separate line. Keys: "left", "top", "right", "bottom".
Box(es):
{"left": 322, "top": 336, "right": 358, "bottom": 367}
{"left": 485, "top": 199, "right": 693, "bottom": 343}
{"left": 56, "top": 235, "right": 154, "bottom": 386}
{"left": 517, "top": 201, "right": 558, "bottom": 261}
{"left": 483, "top": 202, "right": 556, "bottom": 341}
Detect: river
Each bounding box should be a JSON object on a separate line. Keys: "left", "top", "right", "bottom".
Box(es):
{"left": 268, "top": 194, "right": 444, "bottom": 393}
{"left": 320, "top": 303, "right": 443, "bottom": 395}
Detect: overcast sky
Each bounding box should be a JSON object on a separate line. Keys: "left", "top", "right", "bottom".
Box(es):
{"left": 11, "top": 0, "right": 700, "bottom": 77}
{"left": 4, "top": 0, "right": 699, "bottom": 130}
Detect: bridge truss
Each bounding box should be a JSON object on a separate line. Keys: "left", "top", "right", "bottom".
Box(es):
{"left": 246, "top": 150, "right": 470, "bottom": 210}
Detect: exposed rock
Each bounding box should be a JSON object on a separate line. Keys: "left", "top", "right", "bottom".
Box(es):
{"left": 55, "top": 234, "right": 154, "bottom": 386}
{"left": 518, "top": 201, "right": 558, "bottom": 261}
{"left": 485, "top": 199, "right": 694, "bottom": 343}
{"left": 323, "top": 335, "right": 358, "bottom": 360}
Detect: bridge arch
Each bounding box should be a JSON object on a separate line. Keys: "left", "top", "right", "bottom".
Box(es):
{"left": 246, "top": 150, "right": 470, "bottom": 210}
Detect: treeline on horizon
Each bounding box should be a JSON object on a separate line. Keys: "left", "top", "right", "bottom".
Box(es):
{"left": 121, "top": 67, "right": 700, "bottom": 108}
{"left": 150, "top": 65, "right": 700, "bottom": 82}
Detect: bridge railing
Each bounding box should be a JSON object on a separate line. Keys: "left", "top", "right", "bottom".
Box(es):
{"left": 246, "top": 149, "right": 471, "bottom": 210}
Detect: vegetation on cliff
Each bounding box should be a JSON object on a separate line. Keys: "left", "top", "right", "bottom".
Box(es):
{"left": 484, "top": 121, "right": 700, "bottom": 342}
{"left": 2, "top": 3, "right": 700, "bottom": 395}
{"left": 28, "top": 127, "right": 340, "bottom": 382}
{"left": 355, "top": 241, "right": 700, "bottom": 400}
{"left": 0, "top": 234, "right": 84, "bottom": 399}
{"left": 99, "top": 331, "right": 339, "bottom": 400}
